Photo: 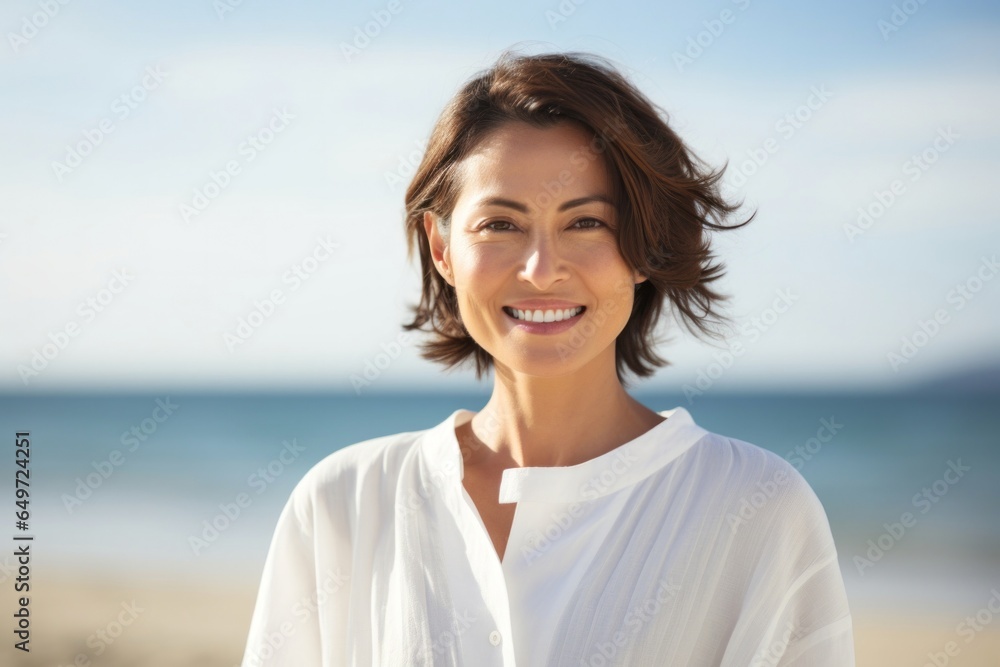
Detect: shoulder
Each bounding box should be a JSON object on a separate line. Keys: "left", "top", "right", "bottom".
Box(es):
{"left": 682, "top": 430, "right": 854, "bottom": 658}
{"left": 688, "top": 429, "right": 825, "bottom": 508}
{"left": 302, "top": 427, "right": 426, "bottom": 492}
{"left": 278, "top": 424, "right": 430, "bottom": 532}
{"left": 687, "top": 429, "right": 837, "bottom": 553}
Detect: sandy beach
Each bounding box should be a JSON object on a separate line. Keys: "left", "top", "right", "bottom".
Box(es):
{"left": 4, "top": 567, "right": 257, "bottom": 667}
{"left": 4, "top": 567, "right": 999, "bottom": 666}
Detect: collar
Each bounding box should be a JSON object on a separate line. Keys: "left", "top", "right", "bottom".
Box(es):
{"left": 420, "top": 406, "right": 710, "bottom": 504}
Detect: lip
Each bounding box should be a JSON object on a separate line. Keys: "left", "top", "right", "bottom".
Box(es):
{"left": 502, "top": 305, "right": 586, "bottom": 335}
{"left": 504, "top": 299, "right": 585, "bottom": 310}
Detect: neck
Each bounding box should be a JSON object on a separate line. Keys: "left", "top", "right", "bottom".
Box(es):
{"left": 464, "top": 353, "right": 663, "bottom": 469}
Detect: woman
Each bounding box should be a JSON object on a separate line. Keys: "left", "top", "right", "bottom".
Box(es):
{"left": 241, "top": 50, "right": 854, "bottom": 666}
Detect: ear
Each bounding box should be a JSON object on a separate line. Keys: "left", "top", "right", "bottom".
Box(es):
{"left": 423, "top": 211, "right": 454, "bottom": 286}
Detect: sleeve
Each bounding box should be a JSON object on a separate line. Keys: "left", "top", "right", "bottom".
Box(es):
{"left": 241, "top": 485, "right": 324, "bottom": 667}
{"left": 769, "top": 552, "right": 855, "bottom": 666}
{"left": 758, "top": 465, "right": 856, "bottom": 667}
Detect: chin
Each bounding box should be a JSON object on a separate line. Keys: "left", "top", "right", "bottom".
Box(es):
{"left": 498, "top": 352, "right": 591, "bottom": 377}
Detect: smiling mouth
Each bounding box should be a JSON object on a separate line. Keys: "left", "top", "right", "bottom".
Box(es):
{"left": 502, "top": 306, "right": 586, "bottom": 323}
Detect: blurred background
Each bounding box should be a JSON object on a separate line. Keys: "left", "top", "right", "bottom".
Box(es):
{"left": 1, "top": 0, "right": 998, "bottom": 665}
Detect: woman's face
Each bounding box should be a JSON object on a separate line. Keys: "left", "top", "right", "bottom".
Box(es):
{"left": 424, "top": 120, "right": 646, "bottom": 377}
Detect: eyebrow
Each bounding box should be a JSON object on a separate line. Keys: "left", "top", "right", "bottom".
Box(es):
{"left": 473, "top": 194, "right": 615, "bottom": 213}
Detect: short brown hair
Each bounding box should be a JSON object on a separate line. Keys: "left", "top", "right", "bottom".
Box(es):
{"left": 401, "top": 48, "right": 755, "bottom": 387}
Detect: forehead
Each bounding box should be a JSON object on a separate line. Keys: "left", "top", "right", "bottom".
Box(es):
{"left": 454, "top": 121, "right": 612, "bottom": 205}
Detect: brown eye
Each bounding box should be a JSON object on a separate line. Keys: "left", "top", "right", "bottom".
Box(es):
{"left": 573, "top": 217, "right": 606, "bottom": 229}
{"left": 482, "top": 220, "right": 516, "bottom": 232}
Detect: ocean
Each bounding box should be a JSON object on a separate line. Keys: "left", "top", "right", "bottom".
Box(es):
{"left": 1, "top": 389, "right": 997, "bottom": 616}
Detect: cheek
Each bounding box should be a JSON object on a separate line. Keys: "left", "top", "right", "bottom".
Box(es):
{"left": 460, "top": 243, "right": 514, "bottom": 279}
{"left": 583, "top": 242, "right": 639, "bottom": 306}
{"left": 579, "top": 239, "right": 631, "bottom": 275}
{"left": 453, "top": 245, "right": 510, "bottom": 304}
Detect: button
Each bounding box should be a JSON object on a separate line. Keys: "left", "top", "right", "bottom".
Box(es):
{"left": 489, "top": 630, "right": 502, "bottom": 646}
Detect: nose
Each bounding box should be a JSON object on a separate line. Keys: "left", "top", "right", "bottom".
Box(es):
{"left": 517, "top": 233, "right": 571, "bottom": 290}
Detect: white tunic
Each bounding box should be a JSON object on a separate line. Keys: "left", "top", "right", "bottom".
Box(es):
{"left": 240, "top": 406, "right": 855, "bottom": 666}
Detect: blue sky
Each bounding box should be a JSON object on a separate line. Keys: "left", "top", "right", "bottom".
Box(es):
{"left": 1, "top": 0, "right": 998, "bottom": 392}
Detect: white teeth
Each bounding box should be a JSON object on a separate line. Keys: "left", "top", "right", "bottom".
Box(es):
{"left": 507, "top": 306, "right": 584, "bottom": 322}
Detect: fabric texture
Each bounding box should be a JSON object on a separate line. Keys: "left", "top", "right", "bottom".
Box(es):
{"left": 241, "top": 406, "right": 855, "bottom": 666}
